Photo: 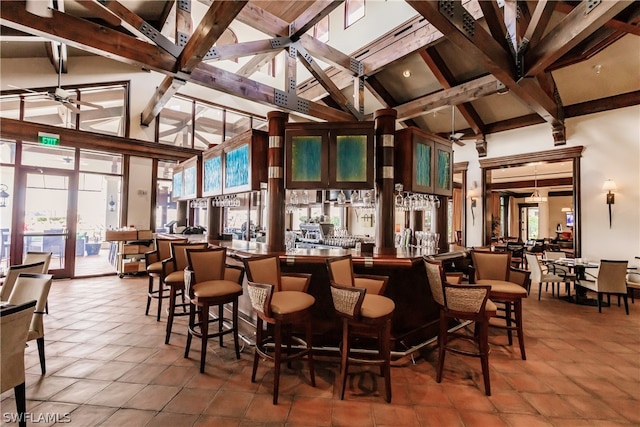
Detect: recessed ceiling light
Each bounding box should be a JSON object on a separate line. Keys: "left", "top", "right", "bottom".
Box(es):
{"left": 402, "top": 70, "right": 411, "bottom": 78}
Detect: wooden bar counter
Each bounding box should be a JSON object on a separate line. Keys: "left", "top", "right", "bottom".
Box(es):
{"left": 205, "top": 238, "right": 452, "bottom": 355}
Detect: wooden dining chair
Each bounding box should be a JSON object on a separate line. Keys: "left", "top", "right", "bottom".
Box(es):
{"left": 579, "top": 260, "right": 629, "bottom": 314}
{"left": 1, "top": 300, "right": 37, "bottom": 427}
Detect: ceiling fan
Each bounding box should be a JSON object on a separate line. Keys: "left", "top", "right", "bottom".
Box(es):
{"left": 448, "top": 106, "right": 465, "bottom": 145}
{"left": 12, "top": 44, "right": 104, "bottom": 114}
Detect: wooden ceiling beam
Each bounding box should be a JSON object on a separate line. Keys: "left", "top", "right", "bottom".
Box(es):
{"left": 0, "top": 2, "right": 177, "bottom": 72}
{"left": 0, "top": 117, "right": 198, "bottom": 161}
{"left": 209, "top": 38, "right": 290, "bottom": 62}
{"left": 140, "top": 76, "right": 186, "bottom": 126}
{"left": 478, "top": 0, "right": 511, "bottom": 54}
{"left": 0, "top": 2, "right": 353, "bottom": 124}
{"left": 407, "top": 0, "right": 561, "bottom": 126}
{"left": 523, "top": 0, "right": 556, "bottom": 48}
{"left": 177, "top": 1, "right": 247, "bottom": 71}
{"left": 394, "top": 74, "right": 502, "bottom": 122}
{"left": 420, "top": 47, "right": 486, "bottom": 136}
{"left": 191, "top": 63, "right": 354, "bottom": 122}
{"left": 294, "top": 43, "right": 359, "bottom": 118}
{"left": 524, "top": 1, "right": 633, "bottom": 77}
{"left": 289, "top": 0, "right": 343, "bottom": 41}
{"left": 362, "top": 75, "right": 419, "bottom": 128}
{"left": 236, "top": 51, "right": 279, "bottom": 77}
{"left": 76, "top": 0, "right": 122, "bottom": 27}
{"left": 99, "top": 1, "right": 182, "bottom": 57}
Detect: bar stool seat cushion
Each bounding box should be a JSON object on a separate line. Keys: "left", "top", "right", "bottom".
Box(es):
{"left": 164, "top": 270, "right": 184, "bottom": 285}
{"left": 476, "top": 280, "right": 528, "bottom": 298}
{"left": 271, "top": 291, "right": 315, "bottom": 315}
{"left": 193, "top": 280, "right": 242, "bottom": 298}
{"left": 361, "top": 294, "right": 395, "bottom": 319}
{"left": 147, "top": 261, "right": 163, "bottom": 274}
{"left": 485, "top": 299, "right": 498, "bottom": 313}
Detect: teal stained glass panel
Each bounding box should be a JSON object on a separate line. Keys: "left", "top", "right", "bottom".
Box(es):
{"left": 225, "top": 144, "right": 250, "bottom": 188}
{"left": 415, "top": 142, "right": 431, "bottom": 187}
{"left": 173, "top": 171, "right": 183, "bottom": 198}
{"left": 291, "top": 136, "right": 322, "bottom": 182}
{"left": 184, "top": 166, "right": 196, "bottom": 196}
{"left": 336, "top": 135, "right": 366, "bottom": 182}
{"left": 204, "top": 155, "right": 222, "bottom": 194}
{"left": 437, "top": 148, "right": 451, "bottom": 190}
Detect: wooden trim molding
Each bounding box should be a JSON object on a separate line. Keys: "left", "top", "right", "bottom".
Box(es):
{"left": 0, "top": 117, "right": 200, "bottom": 161}
{"left": 479, "top": 146, "right": 584, "bottom": 169}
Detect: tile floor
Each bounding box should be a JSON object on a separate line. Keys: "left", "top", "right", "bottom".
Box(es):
{"left": 1, "top": 275, "right": 639, "bottom": 427}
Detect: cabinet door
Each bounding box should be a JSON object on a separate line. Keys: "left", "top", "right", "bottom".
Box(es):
{"left": 285, "top": 129, "right": 329, "bottom": 189}
{"left": 434, "top": 141, "right": 453, "bottom": 196}
{"left": 329, "top": 126, "right": 374, "bottom": 190}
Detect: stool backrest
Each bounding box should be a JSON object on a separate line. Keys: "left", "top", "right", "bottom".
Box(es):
{"left": 472, "top": 250, "right": 511, "bottom": 281}
{"left": 326, "top": 255, "right": 355, "bottom": 287}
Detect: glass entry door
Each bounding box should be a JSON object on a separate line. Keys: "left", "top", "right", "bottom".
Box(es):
{"left": 19, "top": 169, "right": 75, "bottom": 278}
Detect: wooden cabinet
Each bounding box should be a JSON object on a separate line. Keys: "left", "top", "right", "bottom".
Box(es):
{"left": 285, "top": 122, "right": 374, "bottom": 190}
{"left": 395, "top": 127, "right": 452, "bottom": 196}
{"left": 201, "top": 129, "right": 268, "bottom": 195}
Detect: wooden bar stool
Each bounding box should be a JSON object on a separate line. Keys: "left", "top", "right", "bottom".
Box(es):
{"left": 162, "top": 241, "right": 208, "bottom": 344}
{"left": 243, "top": 254, "right": 315, "bottom": 405}
{"left": 184, "top": 247, "right": 244, "bottom": 373}
{"left": 326, "top": 255, "right": 394, "bottom": 402}
{"left": 425, "top": 259, "right": 496, "bottom": 395}
{"left": 144, "top": 237, "right": 186, "bottom": 321}
{"left": 471, "top": 250, "right": 530, "bottom": 360}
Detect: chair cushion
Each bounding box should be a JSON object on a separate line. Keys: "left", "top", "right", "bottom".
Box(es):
{"left": 164, "top": 271, "right": 184, "bottom": 286}
{"left": 540, "top": 273, "right": 569, "bottom": 282}
{"left": 271, "top": 291, "right": 315, "bottom": 315}
{"left": 485, "top": 299, "right": 497, "bottom": 314}
{"left": 193, "top": 280, "right": 243, "bottom": 298}
{"left": 476, "top": 280, "right": 528, "bottom": 298}
{"left": 361, "top": 294, "right": 395, "bottom": 319}
{"left": 147, "top": 261, "right": 163, "bottom": 274}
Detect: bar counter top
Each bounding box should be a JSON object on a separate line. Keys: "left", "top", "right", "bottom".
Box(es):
{"left": 157, "top": 234, "right": 469, "bottom": 355}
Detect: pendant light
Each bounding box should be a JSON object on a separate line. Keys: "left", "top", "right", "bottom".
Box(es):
{"left": 525, "top": 165, "right": 547, "bottom": 202}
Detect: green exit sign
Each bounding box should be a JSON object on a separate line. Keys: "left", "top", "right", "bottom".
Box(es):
{"left": 38, "top": 132, "right": 60, "bottom": 145}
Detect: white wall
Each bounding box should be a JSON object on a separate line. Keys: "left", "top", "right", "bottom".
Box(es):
{"left": 454, "top": 106, "right": 640, "bottom": 264}
{"left": 126, "top": 157, "right": 153, "bottom": 230}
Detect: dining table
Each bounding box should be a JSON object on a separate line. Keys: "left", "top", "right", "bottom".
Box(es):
{"left": 542, "top": 258, "right": 602, "bottom": 306}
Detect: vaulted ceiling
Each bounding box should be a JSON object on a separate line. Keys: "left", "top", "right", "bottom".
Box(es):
{"left": 1, "top": 0, "right": 639, "bottom": 156}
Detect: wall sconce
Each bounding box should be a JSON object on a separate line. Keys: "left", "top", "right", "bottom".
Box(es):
{"left": 0, "top": 184, "right": 10, "bottom": 208}
{"left": 109, "top": 195, "right": 116, "bottom": 212}
{"left": 602, "top": 179, "right": 617, "bottom": 228}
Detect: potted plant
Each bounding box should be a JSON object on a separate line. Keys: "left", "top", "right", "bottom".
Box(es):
{"left": 76, "top": 232, "right": 87, "bottom": 257}
{"left": 85, "top": 231, "right": 102, "bottom": 256}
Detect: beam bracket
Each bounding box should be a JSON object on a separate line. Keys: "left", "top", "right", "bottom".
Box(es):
{"left": 350, "top": 58, "right": 364, "bottom": 76}
{"left": 177, "top": 0, "right": 191, "bottom": 13}
{"left": 585, "top": 0, "right": 601, "bottom": 15}
{"left": 274, "top": 89, "right": 309, "bottom": 115}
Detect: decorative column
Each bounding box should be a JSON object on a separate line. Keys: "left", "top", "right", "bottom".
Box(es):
{"left": 374, "top": 108, "right": 397, "bottom": 253}
{"left": 207, "top": 202, "right": 222, "bottom": 240}
{"left": 266, "top": 111, "right": 288, "bottom": 252}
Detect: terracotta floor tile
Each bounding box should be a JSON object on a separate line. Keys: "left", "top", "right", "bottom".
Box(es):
{"left": 85, "top": 382, "right": 145, "bottom": 407}
{"left": 287, "top": 396, "right": 332, "bottom": 426}
{"left": 193, "top": 415, "right": 241, "bottom": 427}
{"left": 458, "top": 410, "right": 509, "bottom": 427}
{"left": 85, "top": 360, "right": 138, "bottom": 381}
{"left": 48, "top": 379, "right": 111, "bottom": 404}
{"left": 413, "top": 406, "right": 464, "bottom": 427}
{"left": 14, "top": 275, "right": 639, "bottom": 427}
{"left": 98, "top": 408, "right": 156, "bottom": 427}
{"left": 144, "top": 412, "right": 199, "bottom": 427}
{"left": 243, "top": 393, "right": 292, "bottom": 422}
{"left": 122, "top": 384, "right": 180, "bottom": 411}
{"left": 26, "top": 376, "right": 78, "bottom": 400}
{"left": 202, "top": 390, "right": 253, "bottom": 418}
{"left": 65, "top": 404, "right": 117, "bottom": 426}
{"left": 163, "top": 387, "right": 215, "bottom": 415}
{"left": 371, "top": 402, "right": 420, "bottom": 426}
{"left": 331, "top": 400, "right": 374, "bottom": 427}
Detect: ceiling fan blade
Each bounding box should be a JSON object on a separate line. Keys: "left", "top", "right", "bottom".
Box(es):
{"left": 61, "top": 101, "right": 81, "bottom": 114}
{"left": 69, "top": 98, "right": 105, "bottom": 109}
